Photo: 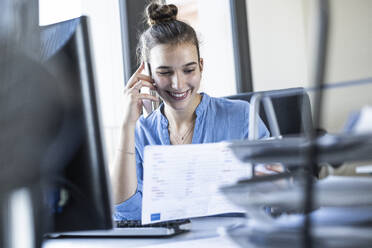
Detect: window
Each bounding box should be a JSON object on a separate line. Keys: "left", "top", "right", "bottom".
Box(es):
{"left": 40, "top": 0, "right": 125, "bottom": 167}
{"left": 167, "top": 0, "right": 237, "bottom": 97}
{"left": 39, "top": 0, "right": 82, "bottom": 26}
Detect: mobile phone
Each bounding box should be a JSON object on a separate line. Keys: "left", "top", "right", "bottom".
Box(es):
{"left": 142, "top": 62, "right": 160, "bottom": 118}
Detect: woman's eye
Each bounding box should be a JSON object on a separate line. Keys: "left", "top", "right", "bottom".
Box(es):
{"left": 158, "top": 71, "right": 172, "bottom": 75}
{"left": 184, "top": 69, "right": 195, "bottom": 74}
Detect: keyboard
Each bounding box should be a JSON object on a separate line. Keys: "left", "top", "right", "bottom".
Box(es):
{"left": 47, "top": 219, "right": 192, "bottom": 237}
{"left": 113, "top": 219, "right": 191, "bottom": 236}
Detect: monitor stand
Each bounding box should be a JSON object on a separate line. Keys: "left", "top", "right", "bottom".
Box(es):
{"left": 0, "top": 188, "right": 38, "bottom": 248}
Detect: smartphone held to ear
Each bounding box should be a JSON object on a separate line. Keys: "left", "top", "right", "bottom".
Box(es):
{"left": 142, "top": 63, "right": 160, "bottom": 118}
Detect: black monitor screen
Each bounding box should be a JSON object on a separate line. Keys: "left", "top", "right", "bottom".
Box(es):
{"left": 40, "top": 16, "right": 113, "bottom": 232}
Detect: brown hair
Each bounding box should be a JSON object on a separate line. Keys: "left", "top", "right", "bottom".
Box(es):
{"left": 136, "top": 2, "right": 200, "bottom": 64}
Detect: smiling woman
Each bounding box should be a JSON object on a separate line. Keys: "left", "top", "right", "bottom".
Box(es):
{"left": 150, "top": 43, "right": 202, "bottom": 113}
{"left": 150, "top": 43, "right": 203, "bottom": 145}
{"left": 111, "top": 2, "right": 269, "bottom": 221}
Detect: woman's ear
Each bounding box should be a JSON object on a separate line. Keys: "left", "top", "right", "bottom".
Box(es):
{"left": 199, "top": 58, "right": 204, "bottom": 73}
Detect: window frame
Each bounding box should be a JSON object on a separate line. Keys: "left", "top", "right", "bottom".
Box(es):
{"left": 229, "top": 0, "right": 253, "bottom": 93}
{"left": 118, "top": 0, "right": 147, "bottom": 84}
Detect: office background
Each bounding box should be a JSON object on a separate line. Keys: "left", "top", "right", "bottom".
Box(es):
{"left": 39, "top": 0, "right": 372, "bottom": 168}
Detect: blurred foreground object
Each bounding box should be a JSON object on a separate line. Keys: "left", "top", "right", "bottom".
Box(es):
{"left": 0, "top": 1, "right": 70, "bottom": 247}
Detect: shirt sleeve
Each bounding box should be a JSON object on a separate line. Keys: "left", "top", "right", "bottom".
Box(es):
{"left": 113, "top": 140, "right": 143, "bottom": 221}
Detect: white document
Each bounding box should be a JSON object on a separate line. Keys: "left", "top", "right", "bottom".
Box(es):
{"left": 356, "top": 165, "right": 372, "bottom": 174}
{"left": 141, "top": 142, "right": 250, "bottom": 224}
{"left": 353, "top": 106, "right": 372, "bottom": 133}
{"left": 140, "top": 236, "right": 239, "bottom": 248}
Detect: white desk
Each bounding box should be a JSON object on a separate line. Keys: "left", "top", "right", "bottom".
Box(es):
{"left": 42, "top": 217, "right": 245, "bottom": 248}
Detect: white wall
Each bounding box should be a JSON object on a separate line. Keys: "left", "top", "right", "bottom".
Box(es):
{"left": 197, "top": 0, "right": 237, "bottom": 97}
{"left": 82, "top": 0, "right": 125, "bottom": 167}
{"left": 246, "top": 0, "right": 309, "bottom": 91}
{"left": 39, "top": 0, "right": 124, "bottom": 166}
{"left": 168, "top": 0, "right": 237, "bottom": 97}
{"left": 39, "top": 0, "right": 82, "bottom": 26}
{"left": 317, "top": 0, "right": 372, "bottom": 132}
{"left": 246, "top": 0, "right": 372, "bottom": 132}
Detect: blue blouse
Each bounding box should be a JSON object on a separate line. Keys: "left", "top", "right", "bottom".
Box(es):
{"left": 114, "top": 93, "right": 269, "bottom": 220}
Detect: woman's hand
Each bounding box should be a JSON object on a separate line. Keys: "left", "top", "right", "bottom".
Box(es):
{"left": 254, "top": 163, "right": 291, "bottom": 189}
{"left": 121, "top": 62, "right": 159, "bottom": 126}
{"left": 254, "top": 163, "right": 284, "bottom": 177}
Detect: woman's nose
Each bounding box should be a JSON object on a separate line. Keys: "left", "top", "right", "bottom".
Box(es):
{"left": 171, "top": 72, "right": 184, "bottom": 90}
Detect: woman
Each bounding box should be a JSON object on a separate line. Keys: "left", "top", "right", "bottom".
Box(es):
{"left": 111, "top": 2, "right": 269, "bottom": 220}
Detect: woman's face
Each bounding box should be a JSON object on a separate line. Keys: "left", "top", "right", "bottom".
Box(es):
{"left": 149, "top": 43, "right": 203, "bottom": 112}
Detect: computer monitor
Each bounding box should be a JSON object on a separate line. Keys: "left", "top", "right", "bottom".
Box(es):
{"left": 40, "top": 16, "right": 113, "bottom": 232}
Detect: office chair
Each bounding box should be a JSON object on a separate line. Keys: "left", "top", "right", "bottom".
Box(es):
{"left": 225, "top": 87, "right": 323, "bottom": 176}
{"left": 225, "top": 87, "right": 314, "bottom": 137}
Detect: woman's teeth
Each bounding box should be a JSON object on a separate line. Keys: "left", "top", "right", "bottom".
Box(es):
{"left": 168, "top": 90, "right": 189, "bottom": 100}
{"left": 170, "top": 92, "right": 187, "bottom": 97}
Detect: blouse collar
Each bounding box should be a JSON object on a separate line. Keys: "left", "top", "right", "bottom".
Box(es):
{"left": 159, "top": 92, "right": 210, "bottom": 129}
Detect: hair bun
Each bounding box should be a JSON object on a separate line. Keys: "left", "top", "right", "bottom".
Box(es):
{"left": 146, "top": 3, "right": 178, "bottom": 25}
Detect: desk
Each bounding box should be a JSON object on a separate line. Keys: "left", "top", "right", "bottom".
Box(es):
{"left": 42, "top": 216, "right": 245, "bottom": 248}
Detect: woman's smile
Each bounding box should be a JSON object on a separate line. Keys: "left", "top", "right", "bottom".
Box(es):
{"left": 166, "top": 89, "right": 191, "bottom": 101}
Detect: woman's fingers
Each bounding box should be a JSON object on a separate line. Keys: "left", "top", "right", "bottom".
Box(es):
{"left": 126, "top": 74, "right": 155, "bottom": 90}
{"left": 126, "top": 63, "right": 144, "bottom": 87}
{"left": 137, "top": 74, "right": 154, "bottom": 83}
{"left": 127, "top": 63, "right": 155, "bottom": 88}
{"left": 138, "top": 93, "right": 159, "bottom": 102}
{"left": 254, "top": 163, "right": 285, "bottom": 177}
{"left": 124, "top": 80, "right": 159, "bottom": 101}
{"left": 127, "top": 80, "right": 156, "bottom": 94}
{"left": 266, "top": 164, "right": 284, "bottom": 173}
{"left": 254, "top": 171, "right": 266, "bottom": 177}
{"left": 134, "top": 61, "right": 145, "bottom": 76}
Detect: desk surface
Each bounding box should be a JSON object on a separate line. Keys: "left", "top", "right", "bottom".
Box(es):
{"left": 42, "top": 217, "right": 245, "bottom": 248}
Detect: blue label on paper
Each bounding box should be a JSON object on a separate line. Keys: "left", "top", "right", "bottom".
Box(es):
{"left": 151, "top": 213, "right": 161, "bottom": 221}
